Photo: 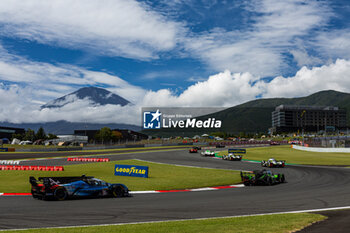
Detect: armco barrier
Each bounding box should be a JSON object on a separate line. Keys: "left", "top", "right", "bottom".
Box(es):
{"left": 0, "top": 160, "right": 20, "bottom": 165}
{"left": 0, "top": 165, "right": 64, "bottom": 171}
{"left": 67, "top": 157, "right": 110, "bottom": 162}
{"left": 292, "top": 145, "right": 350, "bottom": 153}
{"left": 125, "top": 144, "right": 145, "bottom": 148}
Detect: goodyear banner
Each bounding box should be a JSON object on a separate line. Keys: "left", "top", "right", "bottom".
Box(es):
{"left": 0, "top": 148, "right": 8, "bottom": 152}
{"left": 115, "top": 164, "right": 148, "bottom": 178}
{"left": 228, "top": 148, "right": 246, "bottom": 154}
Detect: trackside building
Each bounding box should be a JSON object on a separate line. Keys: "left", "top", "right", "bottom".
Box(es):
{"left": 0, "top": 126, "right": 25, "bottom": 139}
{"left": 270, "top": 105, "right": 347, "bottom": 133}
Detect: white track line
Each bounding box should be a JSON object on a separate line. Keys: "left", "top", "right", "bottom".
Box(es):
{"left": 16, "top": 148, "right": 187, "bottom": 163}
{"left": 1, "top": 205, "right": 350, "bottom": 232}
{"left": 133, "top": 158, "right": 246, "bottom": 172}
{"left": 0, "top": 184, "right": 244, "bottom": 196}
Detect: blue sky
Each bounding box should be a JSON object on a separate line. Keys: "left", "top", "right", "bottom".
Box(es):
{"left": 0, "top": 0, "right": 350, "bottom": 124}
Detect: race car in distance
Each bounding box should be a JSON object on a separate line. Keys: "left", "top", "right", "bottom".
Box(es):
{"left": 222, "top": 153, "right": 242, "bottom": 161}
{"left": 30, "top": 175, "right": 130, "bottom": 201}
{"left": 193, "top": 146, "right": 201, "bottom": 150}
{"left": 189, "top": 148, "right": 198, "bottom": 153}
{"left": 216, "top": 144, "right": 225, "bottom": 148}
{"left": 240, "top": 169, "right": 285, "bottom": 186}
{"left": 201, "top": 150, "right": 215, "bottom": 156}
{"left": 261, "top": 158, "right": 286, "bottom": 168}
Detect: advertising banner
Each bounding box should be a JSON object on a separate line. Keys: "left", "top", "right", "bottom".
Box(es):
{"left": 228, "top": 148, "right": 246, "bottom": 154}
{"left": 115, "top": 164, "right": 148, "bottom": 178}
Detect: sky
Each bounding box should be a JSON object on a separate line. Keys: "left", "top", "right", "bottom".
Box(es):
{"left": 1, "top": 0, "right": 350, "bottom": 124}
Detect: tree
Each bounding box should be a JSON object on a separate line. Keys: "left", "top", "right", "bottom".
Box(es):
{"left": 47, "top": 133, "right": 58, "bottom": 140}
{"left": 35, "top": 127, "right": 47, "bottom": 140}
{"left": 95, "top": 127, "right": 113, "bottom": 144}
{"left": 23, "top": 129, "right": 35, "bottom": 141}
{"left": 112, "top": 130, "right": 123, "bottom": 141}
{"left": 11, "top": 133, "right": 24, "bottom": 141}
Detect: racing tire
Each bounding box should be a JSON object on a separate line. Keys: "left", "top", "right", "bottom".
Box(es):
{"left": 267, "top": 177, "right": 273, "bottom": 186}
{"left": 112, "top": 186, "right": 124, "bottom": 198}
{"left": 281, "top": 174, "right": 285, "bottom": 183}
{"left": 261, "top": 161, "right": 264, "bottom": 167}
{"left": 243, "top": 181, "right": 250, "bottom": 186}
{"left": 54, "top": 187, "right": 68, "bottom": 201}
{"left": 31, "top": 191, "right": 40, "bottom": 199}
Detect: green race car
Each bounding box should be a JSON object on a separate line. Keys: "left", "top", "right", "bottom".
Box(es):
{"left": 240, "top": 169, "right": 285, "bottom": 186}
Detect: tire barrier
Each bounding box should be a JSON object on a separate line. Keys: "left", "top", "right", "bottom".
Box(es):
{"left": 0, "top": 160, "right": 20, "bottom": 165}
{"left": 0, "top": 165, "right": 64, "bottom": 171}
{"left": 67, "top": 157, "right": 110, "bottom": 162}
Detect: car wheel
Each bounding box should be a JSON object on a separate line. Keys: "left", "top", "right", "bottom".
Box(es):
{"left": 112, "top": 186, "right": 124, "bottom": 197}
{"left": 281, "top": 174, "right": 285, "bottom": 183}
{"left": 31, "top": 190, "right": 39, "bottom": 199}
{"left": 54, "top": 187, "right": 68, "bottom": 201}
{"left": 267, "top": 177, "right": 273, "bottom": 186}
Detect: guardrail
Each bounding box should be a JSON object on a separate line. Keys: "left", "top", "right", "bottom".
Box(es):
{"left": 292, "top": 145, "right": 350, "bottom": 153}
{"left": 67, "top": 158, "right": 110, "bottom": 162}
{"left": 0, "top": 165, "right": 64, "bottom": 171}
{"left": 0, "top": 160, "right": 20, "bottom": 165}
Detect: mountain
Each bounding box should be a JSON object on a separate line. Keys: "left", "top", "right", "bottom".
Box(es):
{"left": 144, "top": 90, "right": 350, "bottom": 136}
{"left": 41, "top": 86, "right": 130, "bottom": 109}
{"left": 0, "top": 121, "right": 140, "bottom": 135}
{"left": 205, "top": 90, "right": 350, "bottom": 133}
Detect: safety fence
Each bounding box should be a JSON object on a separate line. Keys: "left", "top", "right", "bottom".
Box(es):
{"left": 0, "top": 160, "right": 20, "bottom": 165}
{"left": 67, "top": 157, "right": 110, "bottom": 162}
{"left": 0, "top": 165, "right": 64, "bottom": 171}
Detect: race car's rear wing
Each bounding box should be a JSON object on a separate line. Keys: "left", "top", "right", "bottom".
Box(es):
{"left": 240, "top": 171, "right": 254, "bottom": 178}
{"left": 30, "top": 175, "right": 94, "bottom": 187}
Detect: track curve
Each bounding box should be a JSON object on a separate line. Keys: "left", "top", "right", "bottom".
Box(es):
{"left": 1, "top": 148, "right": 350, "bottom": 230}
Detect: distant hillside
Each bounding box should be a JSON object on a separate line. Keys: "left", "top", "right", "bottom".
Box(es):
{"left": 144, "top": 90, "right": 350, "bottom": 136}
{"left": 41, "top": 86, "right": 130, "bottom": 109}
{"left": 206, "top": 90, "right": 350, "bottom": 133}
{"left": 0, "top": 121, "right": 140, "bottom": 135}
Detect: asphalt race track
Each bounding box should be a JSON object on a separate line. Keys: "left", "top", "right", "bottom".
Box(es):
{"left": 1, "top": 148, "right": 350, "bottom": 230}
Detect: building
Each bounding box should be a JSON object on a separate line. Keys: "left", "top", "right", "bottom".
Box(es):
{"left": 270, "top": 105, "right": 347, "bottom": 134}
{"left": 0, "top": 126, "right": 25, "bottom": 139}
{"left": 74, "top": 129, "right": 148, "bottom": 142}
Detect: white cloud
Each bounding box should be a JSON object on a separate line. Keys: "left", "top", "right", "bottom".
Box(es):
{"left": 142, "top": 70, "right": 261, "bottom": 107}
{"left": 290, "top": 49, "right": 323, "bottom": 67}
{"left": 141, "top": 59, "right": 350, "bottom": 108}
{"left": 259, "top": 59, "right": 350, "bottom": 98}
{"left": 0, "top": 45, "right": 146, "bottom": 104}
{"left": 0, "top": 45, "right": 146, "bottom": 124}
{"left": 0, "top": 0, "right": 182, "bottom": 59}
{"left": 1, "top": 56, "right": 350, "bottom": 125}
{"left": 185, "top": 0, "right": 331, "bottom": 76}
{"left": 315, "top": 29, "right": 350, "bottom": 60}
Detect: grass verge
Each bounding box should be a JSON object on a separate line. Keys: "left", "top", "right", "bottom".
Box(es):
{"left": 1, "top": 213, "right": 326, "bottom": 233}
{"left": 0, "top": 160, "right": 240, "bottom": 193}
{"left": 218, "top": 145, "right": 350, "bottom": 165}
{"left": 1, "top": 145, "right": 191, "bottom": 154}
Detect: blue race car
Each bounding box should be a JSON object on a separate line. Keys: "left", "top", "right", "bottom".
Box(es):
{"left": 30, "top": 175, "right": 130, "bottom": 201}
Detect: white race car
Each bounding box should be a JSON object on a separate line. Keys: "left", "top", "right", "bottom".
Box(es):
{"left": 261, "top": 158, "right": 285, "bottom": 168}
{"left": 222, "top": 153, "right": 242, "bottom": 161}
{"left": 201, "top": 150, "right": 215, "bottom": 157}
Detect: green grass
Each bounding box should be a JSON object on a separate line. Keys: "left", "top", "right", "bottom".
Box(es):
{"left": 1, "top": 213, "right": 326, "bottom": 233}
{"left": 219, "top": 145, "right": 350, "bottom": 165}
{"left": 0, "top": 160, "right": 241, "bottom": 193}
{"left": 1, "top": 144, "right": 80, "bottom": 149}
{"left": 1, "top": 145, "right": 191, "bottom": 154}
